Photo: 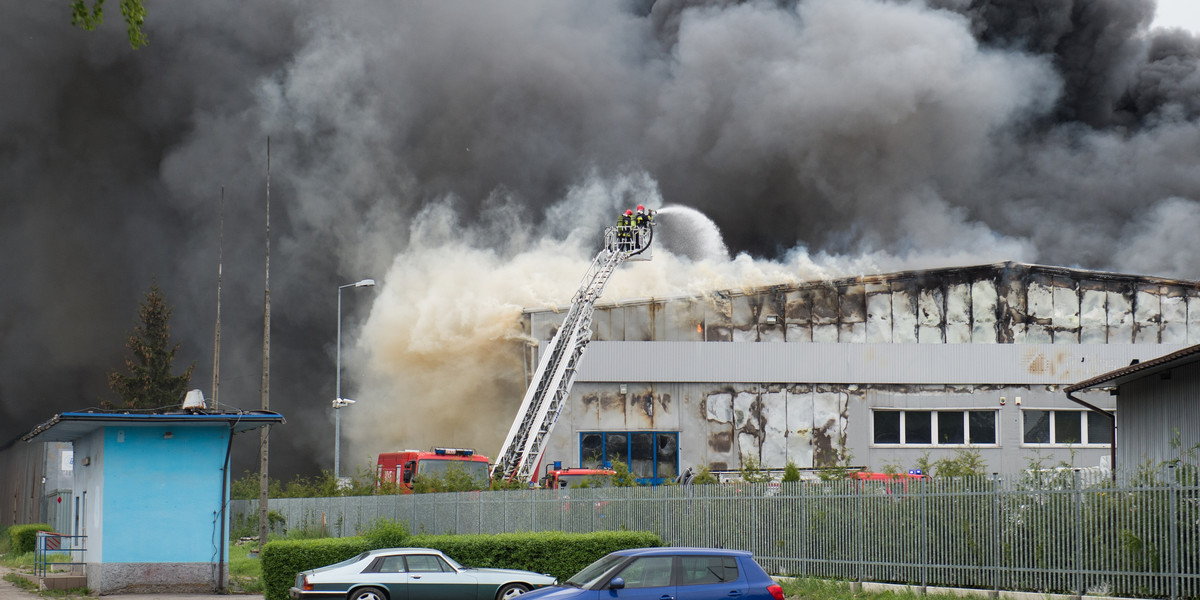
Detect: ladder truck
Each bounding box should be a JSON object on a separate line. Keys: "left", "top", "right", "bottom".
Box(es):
{"left": 492, "top": 211, "right": 655, "bottom": 484}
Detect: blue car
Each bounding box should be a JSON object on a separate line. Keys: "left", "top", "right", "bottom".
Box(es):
{"left": 520, "top": 547, "right": 784, "bottom": 600}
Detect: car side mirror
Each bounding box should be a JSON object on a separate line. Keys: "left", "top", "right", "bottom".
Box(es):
{"left": 608, "top": 577, "right": 625, "bottom": 590}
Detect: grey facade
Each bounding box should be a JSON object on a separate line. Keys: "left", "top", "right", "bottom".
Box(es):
{"left": 1067, "top": 345, "right": 1200, "bottom": 470}
{"left": 520, "top": 262, "right": 1200, "bottom": 479}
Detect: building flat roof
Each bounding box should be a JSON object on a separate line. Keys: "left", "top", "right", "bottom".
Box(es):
{"left": 21, "top": 410, "right": 285, "bottom": 443}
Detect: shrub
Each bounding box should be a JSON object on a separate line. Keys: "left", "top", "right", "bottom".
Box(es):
{"left": 408, "top": 530, "right": 663, "bottom": 582}
{"left": 260, "top": 528, "right": 661, "bottom": 600}
{"left": 361, "top": 519, "right": 408, "bottom": 549}
{"left": 260, "top": 537, "right": 371, "bottom": 600}
{"left": 7, "top": 524, "right": 54, "bottom": 554}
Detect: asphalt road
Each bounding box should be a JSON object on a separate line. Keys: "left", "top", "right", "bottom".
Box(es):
{"left": 0, "top": 565, "right": 264, "bottom": 600}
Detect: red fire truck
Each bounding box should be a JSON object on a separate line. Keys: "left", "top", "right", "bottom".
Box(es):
{"left": 539, "top": 461, "right": 617, "bottom": 489}
{"left": 376, "top": 447, "right": 491, "bottom": 492}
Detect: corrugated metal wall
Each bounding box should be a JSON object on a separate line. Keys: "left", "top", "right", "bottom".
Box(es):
{"left": 522, "top": 263, "right": 1200, "bottom": 475}
{"left": 1119, "top": 361, "right": 1200, "bottom": 467}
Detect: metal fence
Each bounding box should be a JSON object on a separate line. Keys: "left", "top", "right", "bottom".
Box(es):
{"left": 231, "top": 469, "right": 1200, "bottom": 599}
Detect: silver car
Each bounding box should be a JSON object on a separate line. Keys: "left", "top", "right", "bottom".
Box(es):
{"left": 289, "top": 547, "right": 557, "bottom": 600}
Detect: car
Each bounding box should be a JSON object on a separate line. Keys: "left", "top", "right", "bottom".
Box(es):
{"left": 517, "top": 547, "right": 784, "bottom": 600}
{"left": 289, "top": 547, "right": 558, "bottom": 600}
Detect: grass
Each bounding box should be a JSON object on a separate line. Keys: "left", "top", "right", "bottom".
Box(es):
{"left": 778, "top": 577, "right": 991, "bottom": 599}
{"left": 228, "top": 541, "right": 264, "bottom": 594}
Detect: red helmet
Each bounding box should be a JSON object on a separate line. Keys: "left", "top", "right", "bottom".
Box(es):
{"left": 637, "top": 205, "right": 645, "bottom": 212}
{"left": 625, "top": 209, "right": 633, "bottom": 216}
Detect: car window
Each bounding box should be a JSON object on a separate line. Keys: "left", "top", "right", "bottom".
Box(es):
{"left": 614, "top": 556, "right": 673, "bottom": 589}
{"left": 377, "top": 556, "right": 407, "bottom": 574}
{"left": 680, "top": 555, "right": 738, "bottom": 585}
{"left": 566, "top": 554, "right": 626, "bottom": 588}
{"left": 405, "top": 554, "right": 450, "bottom": 573}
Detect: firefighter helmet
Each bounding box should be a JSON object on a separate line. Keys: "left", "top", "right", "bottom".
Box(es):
{"left": 625, "top": 209, "right": 633, "bottom": 216}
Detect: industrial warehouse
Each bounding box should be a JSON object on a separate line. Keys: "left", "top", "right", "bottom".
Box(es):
{"left": 522, "top": 261, "right": 1200, "bottom": 482}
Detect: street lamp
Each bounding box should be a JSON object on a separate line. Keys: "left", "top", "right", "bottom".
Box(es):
{"left": 335, "top": 278, "right": 376, "bottom": 480}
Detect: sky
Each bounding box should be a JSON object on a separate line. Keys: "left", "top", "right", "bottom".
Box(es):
{"left": 2, "top": 0, "right": 1200, "bottom": 480}
{"left": 1155, "top": 0, "right": 1200, "bottom": 32}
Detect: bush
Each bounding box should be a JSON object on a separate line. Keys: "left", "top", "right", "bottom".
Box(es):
{"left": 7, "top": 524, "right": 54, "bottom": 554}
{"left": 260, "top": 528, "right": 661, "bottom": 600}
{"left": 362, "top": 519, "right": 408, "bottom": 549}
{"left": 261, "top": 537, "right": 371, "bottom": 600}
{"left": 408, "top": 530, "right": 663, "bottom": 582}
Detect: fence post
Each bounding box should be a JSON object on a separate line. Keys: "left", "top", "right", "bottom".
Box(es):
{"left": 1073, "top": 469, "right": 1083, "bottom": 598}
{"left": 920, "top": 477, "right": 928, "bottom": 591}
{"left": 857, "top": 478, "right": 865, "bottom": 586}
{"left": 990, "top": 474, "right": 1001, "bottom": 597}
{"left": 1169, "top": 464, "right": 1179, "bottom": 600}
{"left": 799, "top": 480, "right": 807, "bottom": 577}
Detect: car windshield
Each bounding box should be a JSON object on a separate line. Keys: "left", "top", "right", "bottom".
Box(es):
{"left": 419, "top": 459, "right": 490, "bottom": 483}
{"left": 564, "top": 553, "right": 626, "bottom": 588}
{"left": 439, "top": 554, "right": 464, "bottom": 570}
{"left": 558, "top": 473, "right": 613, "bottom": 488}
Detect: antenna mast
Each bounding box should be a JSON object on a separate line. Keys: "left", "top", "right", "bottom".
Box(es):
{"left": 258, "top": 138, "right": 272, "bottom": 552}
{"left": 211, "top": 187, "right": 224, "bottom": 410}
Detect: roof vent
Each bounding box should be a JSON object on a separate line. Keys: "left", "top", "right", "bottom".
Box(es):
{"left": 182, "top": 389, "right": 207, "bottom": 411}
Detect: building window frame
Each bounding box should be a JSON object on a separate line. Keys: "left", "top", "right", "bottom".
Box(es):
{"left": 1020, "top": 408, "right": 1113, "bottom": 447}
{"left": 871, "top": 409, "right": 1000, "bottom": 447}
{"left": 579, "top": 431, "right": 679, "bottom": 485}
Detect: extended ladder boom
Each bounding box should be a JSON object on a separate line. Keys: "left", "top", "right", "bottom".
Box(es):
{"left": 493, "top": 219, "right": 654, "bottom": 483}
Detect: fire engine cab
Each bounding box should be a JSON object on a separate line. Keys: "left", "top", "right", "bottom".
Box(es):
{"left": 539, "top": 461, "right": 616, "bottom": 489}
{"left": 376, "top": 447, "right": 491, "bottom": 492}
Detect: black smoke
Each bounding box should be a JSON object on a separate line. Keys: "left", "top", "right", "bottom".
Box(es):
{"left": 2, "top": 0, "right": 1199, "bottom": 477}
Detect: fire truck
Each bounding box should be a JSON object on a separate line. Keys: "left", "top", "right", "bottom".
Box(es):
{"left": 539, "top": 461, "right": 617, "bottom": 489}
{"left": 376, "top": 447, "right": 491, "bottom": 492}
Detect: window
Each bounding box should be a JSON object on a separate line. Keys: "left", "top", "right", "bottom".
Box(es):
{"left": 873, "top": 410, "right": 998, "bottom": 446}
{"left": 615, "top": 556, "right": 673, "bottom": 589}
{"left": 580, "top": 431, "right": 679, "bottom": 484}
{"left": 1022, "top": 410, "right": 1112, "bottom": 446}
{"left": 376, "top": 556, "right": 407, "bottom": 573}
{"left": 680, "top": 555, "right": 738, "bottom": 585}
{"left": 405, "top": 555, "right": 450, "bottom": 573}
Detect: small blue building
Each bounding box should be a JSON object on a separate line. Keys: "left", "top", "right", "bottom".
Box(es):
{"left": 22, "top": 409, "right": 284, "bottom": 594}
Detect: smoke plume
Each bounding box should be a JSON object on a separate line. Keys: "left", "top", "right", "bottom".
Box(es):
{"left": 3, "top": 0, "right": 1199, "bottom": 477}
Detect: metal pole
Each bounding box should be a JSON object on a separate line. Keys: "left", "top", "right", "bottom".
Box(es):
{"left": 1169, "top": 464, "right": 1179, "bottom": 600}
{"left": 335, "top": 286, "right": 343, "bottom": 480}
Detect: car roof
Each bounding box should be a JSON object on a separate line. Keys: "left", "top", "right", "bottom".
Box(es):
{"left": 366, "top": 547, "right": 441, "bottom": 556}
{"left": 610, "top": 547, "right": 752, "bottom": 558}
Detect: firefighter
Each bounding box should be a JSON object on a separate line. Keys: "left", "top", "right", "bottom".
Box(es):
{"left": 618, "top": 209, "right": 633, "bottom": 251}
{"left": 634, "top": 205, "right": 651, "bottom": 248}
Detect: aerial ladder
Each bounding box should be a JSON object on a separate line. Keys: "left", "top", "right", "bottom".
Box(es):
{"left": 492, "top": 212, "right": 655, "bottom": 483}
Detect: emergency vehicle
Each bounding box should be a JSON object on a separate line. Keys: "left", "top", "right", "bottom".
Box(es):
{"left": 539, "top": 461, "right": 617, "bottom": 489}
{"left": 376, "top": 447, "right": 491, "bottom": 492}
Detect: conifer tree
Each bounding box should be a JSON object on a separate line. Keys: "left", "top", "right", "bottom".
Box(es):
{"left": 108, "top": 282, "right": 194, "bottom": 409}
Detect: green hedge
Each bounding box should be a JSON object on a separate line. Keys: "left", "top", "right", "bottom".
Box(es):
{"left": 262, "top": 529, "right": 663, "bottom": 600}
{"left": 261, "top": 537, "right": 372, "bottom": 600}
{"left": 409, "top": 530, "right": 663, "bottom": 582}
{"left": 7, "top": 524, "right": 54, "bottom": 554}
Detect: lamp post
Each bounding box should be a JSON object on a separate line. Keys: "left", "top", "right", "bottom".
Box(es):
{"left": 335, "top": 278, "right": 375, "bottom": 480}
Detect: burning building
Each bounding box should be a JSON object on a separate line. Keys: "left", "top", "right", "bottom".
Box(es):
{"left": 522, "top": 262, "right": 1200, "bottom": 481}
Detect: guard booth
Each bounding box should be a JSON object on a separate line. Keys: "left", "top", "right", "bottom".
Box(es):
{"left": 21, "top": 409, "right": 283, "bottom": 594}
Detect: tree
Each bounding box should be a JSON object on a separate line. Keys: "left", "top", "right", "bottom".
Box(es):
{"left": 108, "top": 282, "right": 195, "bottom": 409}
{"left": 70, "top": 0, "right": 148, "bottom": 49}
